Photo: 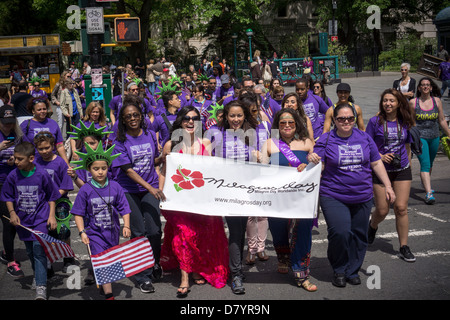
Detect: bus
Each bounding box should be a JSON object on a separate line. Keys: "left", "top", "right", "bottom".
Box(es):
{"left": 0, "top": 34, "right": 61, "bottom": 94}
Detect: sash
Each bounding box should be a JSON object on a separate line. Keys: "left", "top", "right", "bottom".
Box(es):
{"left": 273, "top": 138, "right": 302, "bottom": 167}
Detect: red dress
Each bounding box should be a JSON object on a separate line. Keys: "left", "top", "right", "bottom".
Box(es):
{"left": 160, "top": 143, "right": 229, "bottom": 288}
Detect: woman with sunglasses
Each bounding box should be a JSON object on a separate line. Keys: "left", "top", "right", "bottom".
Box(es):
{"left": 20, "top": 97, "right": 69, "bottom": 165}
{"left": 159, "top": 106, "right": 229, "bottom": 297}
{"left": 111, "top": 100, "right": 165, "bottom": 294}
{"left": 281, "top": 92, "right": 314, "bottom": 140}
{"left": 216, "top": 100, "right": 259, "bottom": 294}
{"left": 312, "top": 103, "right": 395, "bottom": 288}
{"left": 260, "top": 108, "right": 317, "bottom": 292}
{"left": 366, "top": 89, "right": 416, "bottom": 262}
{"left": 409, "top": 77, "right": 450, "bottom": 204}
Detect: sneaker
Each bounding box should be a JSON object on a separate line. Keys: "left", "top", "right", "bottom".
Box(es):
{"left": 367, "top": 221, "right": 378, "bottom": 245}
{"left": 231, "top": 275, "right": 245, "bottom": 294}
{"left": 7, "top": 261, "right": 24, "bottom": 278}
{"left": 399, "top": 245, "right": 416, "bottom": 262}
{"left": 139, "top": 280, "right": 155, "bottom": 293}
{"left": 35, "top": 286, "right": 47, "bottom": 300}
{"left": 151, "top": 263, "right": 163, "bottom": 282}
{"left": 425, "top": 192, "right": 435, "bottom": 205}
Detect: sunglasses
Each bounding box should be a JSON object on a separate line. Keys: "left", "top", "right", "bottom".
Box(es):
{"left": 335, "top": 116, "right": 355, "bottom": 123}
{"left": 123, "top": 112, "right": 141, "bottom": 120}
{"left": 279, "top": 120, "right": 295, "bottom": 126}
{"left": 182, "top": 116, "right": 200, "bottom": 122}
{"left": 313, "top": 85, "right": 321, "bottom": 89}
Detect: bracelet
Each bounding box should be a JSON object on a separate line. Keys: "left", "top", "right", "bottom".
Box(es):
{"left": 79, "top": 229, "right": 86, "bottom": 236}
{"left": 123, "top": 226, "right": 130, "bottom": 229}
{"left": 8, "top": 209, "right": 15, "bottom": 214}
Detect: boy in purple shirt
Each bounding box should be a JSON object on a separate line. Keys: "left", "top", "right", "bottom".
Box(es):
{"left": 1, "top": 142, "right": 61, "bottom": 300}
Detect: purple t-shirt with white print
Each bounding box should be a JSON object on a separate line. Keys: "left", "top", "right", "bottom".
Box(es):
{"left": 112, "top": 130, "right": 159, "bottom": 193}
{"left": 71, "top": 180, "right": 130, "bottom": 255}
{"left": 20, "top": 118, "right": 64, "bottom": 146}
{"left": 365, "top": 117, "right": 413, "bottom": 172}
{"left": 35, "top": 154, "right": 73, "bottom": 192}
{"left": 301, "top": 93, "right": 330, "bottom": 139}
{"left": 0, "top": 167, "right": 61, "bottom": 241}
{"left": 314, "top": 128, "right": 381, "bottom": 203}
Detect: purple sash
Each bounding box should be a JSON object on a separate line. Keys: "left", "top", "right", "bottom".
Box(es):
{"left": 273, "top": 138, "right": 302, "bottom": 167}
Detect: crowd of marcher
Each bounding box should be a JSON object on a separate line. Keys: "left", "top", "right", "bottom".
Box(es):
{"left": 0, "top": 52, "right": 449, "bottom": 300}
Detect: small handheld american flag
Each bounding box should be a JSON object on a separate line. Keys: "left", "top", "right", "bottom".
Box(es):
{"left": 90, "top": 236, "right": 155, "bottom": 286}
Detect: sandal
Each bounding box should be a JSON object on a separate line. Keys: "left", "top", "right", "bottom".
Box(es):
{"left": 257, "top": 251, "right": 269, "bottom": 261}
{"left": 176, "top": 286, "right": 190, "bottom": 298}
{"left": 296, "top": 279, "right": 317, "bottom": 292}
{"left": 192, "top": 273, "right": 206, "bottom": 285}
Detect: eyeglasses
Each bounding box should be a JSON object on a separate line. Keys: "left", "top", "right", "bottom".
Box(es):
{"left": 335, "top": 116, "right": 355, "bottom": 123}
{"left": 182, "top": 116, "right": 200, "bottom": 122}
{"left": 279, "top": 120, "right": 295, "bottom": 127}
{"left": 35, "top": 132, "right": 54, "bottom": 138}
{"left": 123, "top": 112, "right": 141, "bottom": 120}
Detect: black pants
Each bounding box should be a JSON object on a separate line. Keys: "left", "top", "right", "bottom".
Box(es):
{"left": 225, "top": 216, "right": 248, "bottom": 277}
{"left": 0, "top": 183, "right": 17, "bottom": 262}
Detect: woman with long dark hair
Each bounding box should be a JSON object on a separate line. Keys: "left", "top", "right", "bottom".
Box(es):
{"left": 366, "top": 89, "right": 417, "bottom": 262}
{"left": 111, "top": 98, "right": 165, "bottom": 294}
{"left": 159, "top": 106, "right": 229, "bottom": 297}
{"left": 409, "top": 77, "right": 450, "bottom": 204}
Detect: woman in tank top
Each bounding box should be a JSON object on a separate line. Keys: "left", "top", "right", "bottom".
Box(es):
{"left": 409, "top": 77, "right": 450, "bottom": 204}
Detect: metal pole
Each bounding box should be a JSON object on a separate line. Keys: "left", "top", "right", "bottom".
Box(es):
{"left": 249, "top": 36, "right": 253, "bottom": 62}
{"left": 233, "top": 38, "right": 238, "bottom": 78}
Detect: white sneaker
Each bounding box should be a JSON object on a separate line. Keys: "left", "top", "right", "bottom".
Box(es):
{"left": 35, "top": 286, "right": 47, "bottom": 300}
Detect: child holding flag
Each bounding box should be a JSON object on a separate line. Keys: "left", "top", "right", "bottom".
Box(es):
{"left": 70, "top": 141, "right": 131, "bottom": 300}
{"left": 0, "top": 141, "right": 61, "bottom": 300}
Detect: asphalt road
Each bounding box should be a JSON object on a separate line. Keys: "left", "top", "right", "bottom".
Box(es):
{"left": 0, "top": 73, "right": 449, "bottom": 309}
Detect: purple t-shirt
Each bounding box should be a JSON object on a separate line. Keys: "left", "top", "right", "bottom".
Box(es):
{"left": 30, "top": 89, "right": 48, "bottom": 100}
{"left": 0, "top": 167, "right": 61, "bottom": 241}
{"left": 314, "top": 128, "right": 381, "bottom": 203}
{"left": 20, "top": 118, "right": 64, "bottom": 146}
{"left": 112, "top": 130, "right": 160, "bottom": 193}
{"left": 365, "top": 117, "right": 413, "bottom": 172}
{"left": 108, "top": 95, "right": 122, "bottom": 119}
{"left": 71, "top": 180, "right": 131, "bottom": 255}
{"left": 35, "top": 155, "right": 73, "bottom": 192}
{"left": 439, "top": 61, "right": 450, "bottom": 81}
{"left": 301, "top": 93, "right": 330, "bottom": 139}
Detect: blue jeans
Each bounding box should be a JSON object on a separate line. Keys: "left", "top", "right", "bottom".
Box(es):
{"left": 319, "top": 196, "right": 372, "bottom": 279}
{"left": 25, "top": 240, "right": 47, "bottom": 286}
{"left": 441, "top": 79, "right": 450, "bottom": 97}
{"left": 269, "top": 217, "right": 313, "bottom": 279}
{"left": 125, "top": 192, "right": 162, "bottom": 284}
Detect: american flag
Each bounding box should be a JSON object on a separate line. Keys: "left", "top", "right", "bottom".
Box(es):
{"left": 90, "top": 236, "right": 155, "bottom": 286}
{"left": 21, "top": 226, "right": 75, "bottom": 264}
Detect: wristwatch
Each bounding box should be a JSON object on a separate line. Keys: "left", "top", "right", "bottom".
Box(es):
{"left": 79, "top": 229, "right": 86, "bottom": 236}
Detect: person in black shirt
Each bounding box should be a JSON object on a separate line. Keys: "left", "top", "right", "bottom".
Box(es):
{"left": 10, "top": 81, "right": 33, "bottom": 124}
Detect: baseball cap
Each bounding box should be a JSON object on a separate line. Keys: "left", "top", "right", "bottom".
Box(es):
{"left": 0, "top": 105, "right": 17, "bottom": 124}
{"left": 220, "top": 74, "right": 230, "bottom": 84}
{"left": 336, "top": 83, "right": 351, "bottom": 92}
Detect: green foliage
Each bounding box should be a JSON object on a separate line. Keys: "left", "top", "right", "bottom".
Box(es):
{"left": 379, "top": 35, "right": 437, "bottom": 72}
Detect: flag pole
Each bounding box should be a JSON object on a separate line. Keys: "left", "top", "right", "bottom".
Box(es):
{"left": 86, "top": 243, "right": 100, "bottom": 288}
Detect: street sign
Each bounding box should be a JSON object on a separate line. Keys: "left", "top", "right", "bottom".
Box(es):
{"left": 91, "top": 68, "right": 103, "bottom": 86}
{"left": 86, "top": 7, "right": 104, "bottom": 34}
{"left": 92, "top": 87, "right": 104, "bottom": 101}
{"left": 114, "top": 17, "right": 141, "bottom": 42}
{"left": 328, "top": 20, "right": 338, "bottom": 36}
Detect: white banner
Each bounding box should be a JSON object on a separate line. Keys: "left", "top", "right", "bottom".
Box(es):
{"left": 160, "top": 153, "right": 321, "bottom": 219}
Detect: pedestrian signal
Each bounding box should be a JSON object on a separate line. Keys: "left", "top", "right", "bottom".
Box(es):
{"left": 114, "top": 17, "right": 141, "bottom": 42}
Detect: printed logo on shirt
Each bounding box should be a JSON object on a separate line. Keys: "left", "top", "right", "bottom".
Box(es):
{"left": 17, "top": 185, "right": 39, "bottom": 214}
{"left": 91, "top": 196, "right": 114, "bottom": 229}
{"left": 338, "top": 144, "right": 364, "bottom": 172}
{"left": 130, "top": 143, "right": 153, "bottom": 174}
{"left": 33, "top": 128, "right": 51, "bottom": 136}
{"left": 302, "top": 102, "right": 317, "bottom": 122}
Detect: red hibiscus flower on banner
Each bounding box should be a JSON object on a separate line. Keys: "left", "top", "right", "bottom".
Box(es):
{"left": 171, "top": 165, "right": 205, "bottom": 192}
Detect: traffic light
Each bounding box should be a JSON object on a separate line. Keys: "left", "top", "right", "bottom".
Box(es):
{"left": 114, "top": 17, "right": 141, "bottom": 42}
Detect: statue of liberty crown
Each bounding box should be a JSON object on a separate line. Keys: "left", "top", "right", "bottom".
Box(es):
{"left": 70, "top": 141, "right": 120, "bottom": 171}
{"left": 207, "top": 102, "right": 224, "bottom": 121}
{"left": 67, "top": 121, "right": 113, "bottom": 141}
